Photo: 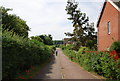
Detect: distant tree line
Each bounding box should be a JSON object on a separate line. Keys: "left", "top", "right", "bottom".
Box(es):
{"left": 53, "top": 40, "right": 64, "bottom": 45}
{"left": 30, "top": 34, "right": 53, "bottom": 45}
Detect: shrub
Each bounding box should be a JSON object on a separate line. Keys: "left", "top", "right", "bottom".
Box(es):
{"left": 78, "top": 47, "right": 90, "bottom": 54}
{"left": 110, "top": 41, "right": 120, "bottom": 52}
{"left": 86, "top": 40, "right": 94, "bottom": 49}
{"left": 62, "top": 46, "right": 120, "bottom": 80}
{"left": 2, "top": 30, "right": 53, "bottom": 79}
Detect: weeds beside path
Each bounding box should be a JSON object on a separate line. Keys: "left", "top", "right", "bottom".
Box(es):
{"left": 15, "top": 56, "right": 53, "bottom": 79}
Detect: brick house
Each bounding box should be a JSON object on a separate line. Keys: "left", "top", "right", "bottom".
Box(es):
{"left": 97, "top": 0, "right": 120, "bottom": 51}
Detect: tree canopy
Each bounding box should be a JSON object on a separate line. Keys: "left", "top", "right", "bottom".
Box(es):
{"left": 39, "top": 34, "right": 53, "bottom": 45}
{"left": 65, "top": 0, "right": 97, "bottom": 50}
{"left": 31, "top": 34, "right": 53, "bottom": 45}
{"left": 1, "top": 6, "right": 30, "bottom": 38}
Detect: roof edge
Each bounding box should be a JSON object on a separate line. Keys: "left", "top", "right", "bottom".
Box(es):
{"left": 108, "top": 0, "right": 120, "bottom": 12}
{"left": 96, "top": 1, "right": 106, "bottom": 27}
{"left": 97, "top": 0, "right": 120, "bottom": 27}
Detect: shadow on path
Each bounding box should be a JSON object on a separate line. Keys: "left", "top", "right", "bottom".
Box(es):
{"left": 34, "top": 53, "right": 61, "bottom": 79}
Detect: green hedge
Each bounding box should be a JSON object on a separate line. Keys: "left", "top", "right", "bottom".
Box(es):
{"left": 61, "top": 45, "right": 120, "bottom": 80}
{"left": 2, "top": 31, "right": 53, "bottom": 79}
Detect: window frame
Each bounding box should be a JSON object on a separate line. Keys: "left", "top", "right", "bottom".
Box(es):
{"left": 108, "top": 21, "right": 111, "bottom": 35}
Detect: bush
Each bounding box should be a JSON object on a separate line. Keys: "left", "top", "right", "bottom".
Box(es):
{"left": 2, "top": 30, "right": 53, "bottom": 79}
{"left": 86, "top": 40, "right": 94, "bottom": 49}
{"left": 62, "top": 46, "right": 120, "bottom": 80}
{"left": 110, "top": 41, "right": 120, "bottom": 52}
{"left": 78, "top": 47, "right": 90, "bottom": 54}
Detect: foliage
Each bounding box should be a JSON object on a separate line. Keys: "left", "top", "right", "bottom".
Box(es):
{"left": 30, "top": 36, "right": 43, "bottom": 42}
{"left": 51, "top": 45, "right": 56, "bottom": 51}
{"left": 110, "top": 41, "right": 120, "bottom": 52}
{"left": 2, "top": 30, "right": 53, "bottom": 79}
{"left": 86, "top": 40, "right": 97, "bottom": 50}
{"left": 78, "top": 47, "right": 90, "bottom": 54}
{"left": 60, "top": 44, "right": 74, "bottom": 50}
{"left": 65, "top": 0, "right": 97, "bottom": 50}
{"left": 30, "top": 34, "right": 53, "bottom": 45}
{"left": 53, "top": 40, "right": 63, "bottom": 45}
{"left": 1, "top": 6, "right": 30, "bottom": 38}
{"left": 15, "top": 59, "right": 51, "bottom": 79}
{"left": 39, "top": 34, "right": 53, "bottom": 45}
{"left": 1, "top": 6, "right": 55, "bottom": 79}
{"left": 61, "top": 45, "right": 120, "bottom": 80}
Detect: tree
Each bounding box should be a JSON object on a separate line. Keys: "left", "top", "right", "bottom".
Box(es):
{"left": 1, "top": 6, "right": 30, "bottom": 38}
{"left": 65, "top": 0, "right": 97, "bottom": 50}
{"left": 30, "top": 36, "right": 43, "bottom": 42}
{"left": 85, "top": 23, "right": 97, "bottom": 49}
{"left": 39, "top": 34, "right": 53, "bottom": 45}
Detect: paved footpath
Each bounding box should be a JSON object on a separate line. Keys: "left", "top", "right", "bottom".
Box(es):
{"left": 34, "top": 48, "right": 103, "bottom": 79}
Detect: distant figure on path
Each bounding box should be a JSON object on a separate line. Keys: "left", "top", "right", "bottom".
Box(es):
{"left": 55, "top": 50, "right": 58, "bottom": 56}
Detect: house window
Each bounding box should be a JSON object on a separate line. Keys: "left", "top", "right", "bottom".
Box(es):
{"left": 108, "top": 21, "right": 110, "bottom": 34}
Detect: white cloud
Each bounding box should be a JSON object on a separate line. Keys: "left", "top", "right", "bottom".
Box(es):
{"left": 76, "top": 0, "right": 104, "bottom": 2}
{"left": 1, "top": 0, "right": 103, "bottom": 40}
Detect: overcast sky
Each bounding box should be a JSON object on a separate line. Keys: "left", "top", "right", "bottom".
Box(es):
{"left": 1, "top": 0, "right": 104, "bottom": 40}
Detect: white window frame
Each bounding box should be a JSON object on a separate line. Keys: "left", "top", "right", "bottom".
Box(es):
{"left": 108, "top": 21, "right": 111, "bottom": 34}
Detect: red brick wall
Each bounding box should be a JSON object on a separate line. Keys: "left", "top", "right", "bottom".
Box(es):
{"left": 118, "top": 11, "right": 120, "bottom": 41}
{"left": 98, "top": 2, "right": 120, "bottom": 51}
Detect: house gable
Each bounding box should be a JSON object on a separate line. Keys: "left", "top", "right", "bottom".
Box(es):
{"left": 97, "top": 0, "right": 119, "bottom": 51}
{"left": 97, "top": 0, "right": 120, "bottom": 27}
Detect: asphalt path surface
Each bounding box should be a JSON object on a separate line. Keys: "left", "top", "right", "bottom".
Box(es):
{"left": 34, "top": 48, "right": 103, "bottom": 79}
